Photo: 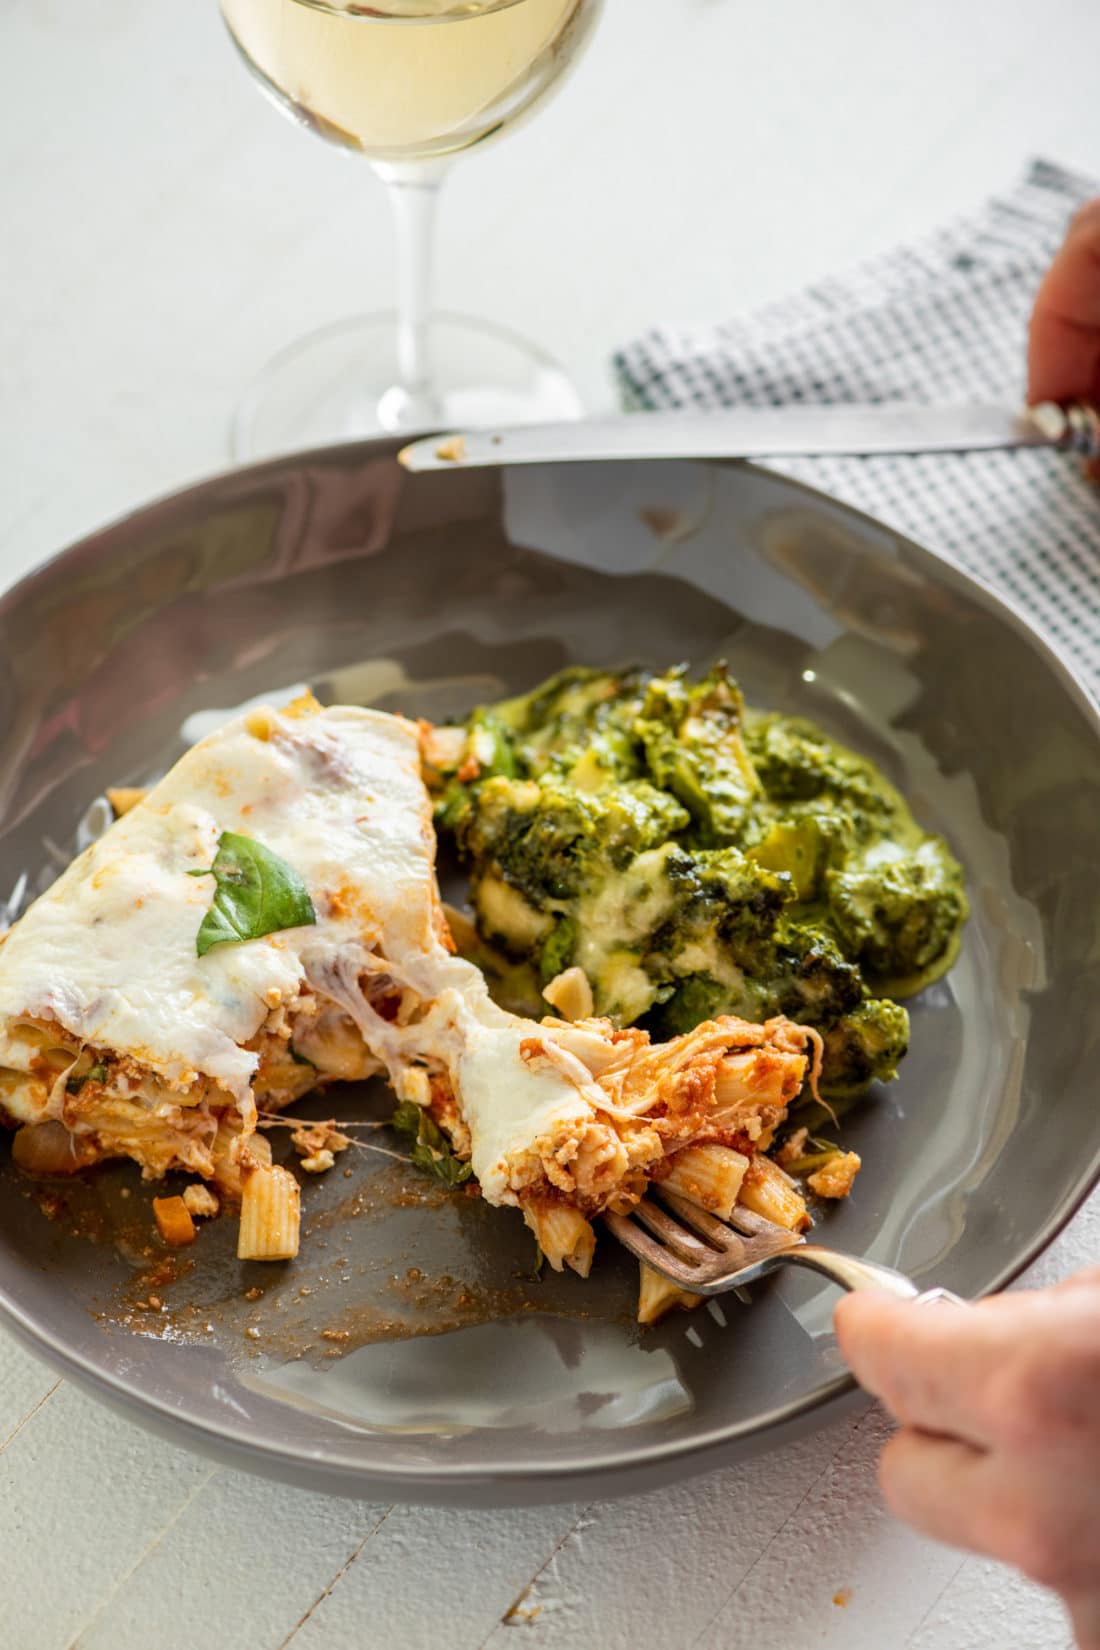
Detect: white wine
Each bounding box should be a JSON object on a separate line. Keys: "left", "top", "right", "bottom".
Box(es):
{"left": 220, "top": 0, "right": 597, "bottom": 162}
{"left": 220, "top": 0, "right": 599, "bottom": 452}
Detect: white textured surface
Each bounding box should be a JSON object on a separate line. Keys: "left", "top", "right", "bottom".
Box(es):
{"left": 0, "top": 2, "right": 1097, "bottom": 1646}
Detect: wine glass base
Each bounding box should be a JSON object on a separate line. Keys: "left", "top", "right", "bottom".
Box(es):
{"left": 231, "top": 311, "right": 583, "bottom": 462}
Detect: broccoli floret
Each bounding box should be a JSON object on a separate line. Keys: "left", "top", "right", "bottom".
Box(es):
{"left": 768, "top": 919, "right": 865, "bottom": 1025}
{"left": 747, "top": 715, "right": 901, "bottom": 832}
{"left": 625, "top": 847, "right": 789, "bottom": 1024}
{"left": 636, "top": 666, "right": 759, "bottom": 844}
{"left": 746, "top": 715, "right": 967, "bottom": 997}
{"left": 460, "top": 775, "right": 689, "bottom": 904}
{"left": 825, "top": 841, "right": 969, "bottom": 989}
{"left": 517, "top": 666, "right": 631, "bottom": 736}
{"left": 649, "top": 846, "right": 791, "bottom": 964}
{"left": 644, "top": 972, "right": 731, "bottom": 1039}
{"left": 487, "top": 667, "right": 648, "bottom": 782}
{"left": 819, "top": 998, "right": 910, "bottom": 1093}
{"left": 746, "top": 716, "right": 834, "bottom": 802}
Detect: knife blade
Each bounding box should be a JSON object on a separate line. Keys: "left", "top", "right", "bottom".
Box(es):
{"left": 398, "top": 400, "right": 1092, "bottom": 472}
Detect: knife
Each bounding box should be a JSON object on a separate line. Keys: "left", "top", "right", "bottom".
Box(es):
{"left": 398, "top": 400, "right": 1100, "bottom": 472}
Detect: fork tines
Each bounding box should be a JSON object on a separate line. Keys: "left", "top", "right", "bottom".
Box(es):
{"left": 604, "top": 1185, "right": 803, "bottom": 1291}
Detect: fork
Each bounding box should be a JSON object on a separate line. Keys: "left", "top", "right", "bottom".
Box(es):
{"left": 605, "top": 1187, "right": 962, "bottom": 1304}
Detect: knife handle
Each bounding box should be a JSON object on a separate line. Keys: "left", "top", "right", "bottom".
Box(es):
{"left": 1029, "top": 400, "right": 1100, "bottom": 459}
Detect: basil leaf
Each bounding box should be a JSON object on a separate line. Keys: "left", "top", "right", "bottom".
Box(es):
{"left": 288, "top": 1042, "right": 317, "bottom": 1068}
{"left": 390, "top": 1099, "right": 473, "bottom": 1188}
{"left": 411, "top": 1139, "right": 472, "bottom": 1189}
{"left": 391, "top": 1099, "right": 426, "bottom": 1138}
{"left": 193, "top": 830, "right": 316, "bottom": 958}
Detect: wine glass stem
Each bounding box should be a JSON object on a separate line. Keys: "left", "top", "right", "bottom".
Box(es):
{"left": 375, "top": 161, "right": 447, "bottom": 432}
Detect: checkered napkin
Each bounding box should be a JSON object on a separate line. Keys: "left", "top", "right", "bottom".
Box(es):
{"left": 613, "top": 159, "right": 1100, "bottom": 697}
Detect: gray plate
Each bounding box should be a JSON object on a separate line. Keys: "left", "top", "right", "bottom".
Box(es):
{"left": 0, "top": 441, "right": 1098, "bottom": 1505}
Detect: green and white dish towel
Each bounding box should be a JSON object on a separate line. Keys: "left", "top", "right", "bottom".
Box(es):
{"left": 613, "top": 159, "right": 1100, "bottom": 697}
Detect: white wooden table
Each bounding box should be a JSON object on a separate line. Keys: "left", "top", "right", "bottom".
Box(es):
{"left": 1, "top": 3, "right": 1097, "bottom": 1645}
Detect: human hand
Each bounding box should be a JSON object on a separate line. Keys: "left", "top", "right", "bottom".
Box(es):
{"left": 1028, "top": 198, "right": 1100, "bottom": 477}
{"left": 835, "top": 1270, "right": 1100, "bottom": 1649}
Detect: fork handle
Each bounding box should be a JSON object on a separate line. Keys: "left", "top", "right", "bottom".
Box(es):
{"left": 786, "top": 1245, "right": 963, "bottom": 1304}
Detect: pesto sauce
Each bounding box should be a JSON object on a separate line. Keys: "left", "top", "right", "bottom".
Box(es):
{"left": 434, "top": 666, "right": 968, "bottom": 1095}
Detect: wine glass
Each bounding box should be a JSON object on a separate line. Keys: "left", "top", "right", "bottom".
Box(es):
{"left": 219, "top": 0, "right": 605, "bottom": 459}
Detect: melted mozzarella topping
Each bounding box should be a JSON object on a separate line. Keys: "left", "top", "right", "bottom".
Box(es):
{"left": 0, "top": 703, "right": 588, "bottom": 1197}
{"left": 0, "top": 707, "right": 435, "bottom": 1096}
{"left": 398, "top": 972, "right": 590, "bottom": 1200}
